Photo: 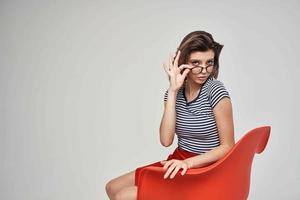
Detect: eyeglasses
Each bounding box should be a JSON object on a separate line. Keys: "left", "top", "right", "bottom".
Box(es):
{"left": 189, "top": 61, "right": 214, "bottom": 75}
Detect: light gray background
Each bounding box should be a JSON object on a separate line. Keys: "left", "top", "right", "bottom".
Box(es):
{"left": 1, "top": 0, "right": 299, "bottom": 199}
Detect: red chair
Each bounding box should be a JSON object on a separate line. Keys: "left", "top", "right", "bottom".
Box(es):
{"left": 136, "top": 126, "right": 271, "bottom": 200}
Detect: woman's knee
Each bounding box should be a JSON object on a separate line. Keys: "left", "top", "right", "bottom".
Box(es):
{"left": 105, "top": 179, "right": 118, "bottom": 197}
{"left": 105, "top": 170, "right": 136, "bottom": 198}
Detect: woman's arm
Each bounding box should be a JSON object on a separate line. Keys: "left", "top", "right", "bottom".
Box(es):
{"left": 183, "top": 97, "right": 235, "bottom": 168}
{"left": 159, "top": 88, "right": 178, "bottom": 147}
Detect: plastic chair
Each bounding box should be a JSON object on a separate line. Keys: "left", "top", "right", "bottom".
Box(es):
{"left": 136, "top": 126, "right": 271, "bottom": 200}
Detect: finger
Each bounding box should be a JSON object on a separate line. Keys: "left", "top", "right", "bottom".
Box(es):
{"left": 172, "top": 51, "right": 176, "bottom": 62}
{"left": 178, "top": 64, "right": 193, "bottom": 72}
{"left": 170, "top": 165, "right": 181, "bottom": 179}
{"left": 168, "top": 52, "right": 173, "bottom": 70}
{"left": 162, "top": 62, "right": 170, "bottom": 75}
{"left": 164, "top": 163, "right": 177, "bottom": 179}
{"left": 162, "top": 161, "right": 168, "bottom": 169}
{"left": 163, "top": 63, "right": 172, "bottom": 79}
{"left": 181, "top": 165, "right": 188, "bottom": 176}
{"left": 178, "top": 64, "right": 193, "bottom": 70}
{"left": 160, "top": 160, "right": 167, "bottom": 165}
{"left": 181, "top": 68, "right": 191, "bottom": 77}
{"left": 173, "top": 50, "right": 180, "bottom": 67}
{"left": 163, "top": 160, "right": 173, "bottom": 170}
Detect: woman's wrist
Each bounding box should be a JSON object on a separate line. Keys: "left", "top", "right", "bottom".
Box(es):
{"left": 168, "top": 87, "right": 179, "bottom": 94}
{"left": 183, "top": 159, "right": 193, "bottom": 169}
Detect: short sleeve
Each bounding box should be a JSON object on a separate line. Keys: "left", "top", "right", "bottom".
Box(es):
{"left": 164, "top": 89, "right": 168, "bottom": 102}
{"left": 208, "top": 80, "right": 230, "bottom": 108}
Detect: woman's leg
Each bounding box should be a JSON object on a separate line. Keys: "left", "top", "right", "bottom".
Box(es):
{"left": 105, "top": 152, "right": 176, "bottom": 199}
{"left": 114, "top": 186, "right": 137, "bottom": 200}
{"left": 105, "top": 170, "right": 136, "bottom": 200}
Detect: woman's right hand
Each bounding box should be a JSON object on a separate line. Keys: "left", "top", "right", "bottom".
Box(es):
{"left": 162, "top": 50, "right": 192, "bottom": 92}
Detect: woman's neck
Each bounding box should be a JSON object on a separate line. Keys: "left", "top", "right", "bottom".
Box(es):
{"left": 185, "top": 80, "right": 202, "bottom": 96}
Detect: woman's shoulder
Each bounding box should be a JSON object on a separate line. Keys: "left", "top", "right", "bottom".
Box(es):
{"left": 207, "top": 76, "right": 225, "bottom": 85}
{"left": 205, "top": 77, "right": 231, "bottom": 108}
{"left": 206, "top": 77, "right": 228, "bottom": 93}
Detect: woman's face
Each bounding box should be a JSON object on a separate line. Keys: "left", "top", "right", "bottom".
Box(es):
{"left": 186, "top": 49, "right": 215, "bottom": 84}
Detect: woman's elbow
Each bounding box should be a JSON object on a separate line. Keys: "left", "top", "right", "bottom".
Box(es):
{"left": 160, "top": 137, "right": 173, "bottom": 147}
{"left": 161, "top": 142, "right": 172, "bottom": 147}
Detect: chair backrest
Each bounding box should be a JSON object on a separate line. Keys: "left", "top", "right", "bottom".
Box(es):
{"left": 137, "top": 126, "right": 271, "bottom": 200}
{"left": 205, "top": 126, "right": 271, "bottom": 199}
{"left": 219, "top": 125, "right": 270, "bottom": 166}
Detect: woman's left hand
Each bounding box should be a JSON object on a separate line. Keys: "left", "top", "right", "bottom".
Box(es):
{"left": 160, "top": 159, "right": 190, "bottom": 179}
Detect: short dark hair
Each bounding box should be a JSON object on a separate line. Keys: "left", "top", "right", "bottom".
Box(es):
{"left": 174, "top": 30, "right": 224, "bottom": 79}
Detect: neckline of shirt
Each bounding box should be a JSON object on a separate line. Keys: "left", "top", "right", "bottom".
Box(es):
{"left": 182, "top": 76, "right": 213, "bottom": 105}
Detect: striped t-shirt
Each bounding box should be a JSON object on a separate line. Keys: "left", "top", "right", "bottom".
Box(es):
{"left": 164, "top": 76, "right": 231, "bottom": 154}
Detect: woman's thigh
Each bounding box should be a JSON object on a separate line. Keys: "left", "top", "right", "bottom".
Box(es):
{"left": 107, "top": 170, "right": 136, "bottom": 194}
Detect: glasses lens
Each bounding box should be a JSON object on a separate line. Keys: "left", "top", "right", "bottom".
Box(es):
{"left": 207, "top": 65, "right": 213, "bottom": 72}
{"left": 192, "top": 67, "right": 201, "bottom": 74}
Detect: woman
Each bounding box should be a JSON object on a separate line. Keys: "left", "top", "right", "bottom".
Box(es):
{"left": 105, "top": 30, "right": 235, "bottom": 200}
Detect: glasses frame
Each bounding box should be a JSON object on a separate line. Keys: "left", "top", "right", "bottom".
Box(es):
{"left": 189, "top": 62, "right": 215, "bottom": 75}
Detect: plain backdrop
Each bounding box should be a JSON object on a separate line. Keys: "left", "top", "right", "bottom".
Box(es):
{"left": 1, "top": 0, "right": 299, "bottom": 199}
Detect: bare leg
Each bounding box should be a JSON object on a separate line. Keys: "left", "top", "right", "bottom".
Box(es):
{"left": 105, "top": 170, "right": 136, "bottom": 200}
{"left": 114, "top": 186, "right": 137, "bottom": 200}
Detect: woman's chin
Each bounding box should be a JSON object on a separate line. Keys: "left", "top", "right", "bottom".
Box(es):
{"left": 195, "top": 77, "right": 207, "bottom": 83}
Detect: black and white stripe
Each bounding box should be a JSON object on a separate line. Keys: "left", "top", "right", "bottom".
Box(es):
{"left": 164, "top": 76, "right": 230, "bottom": 154}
